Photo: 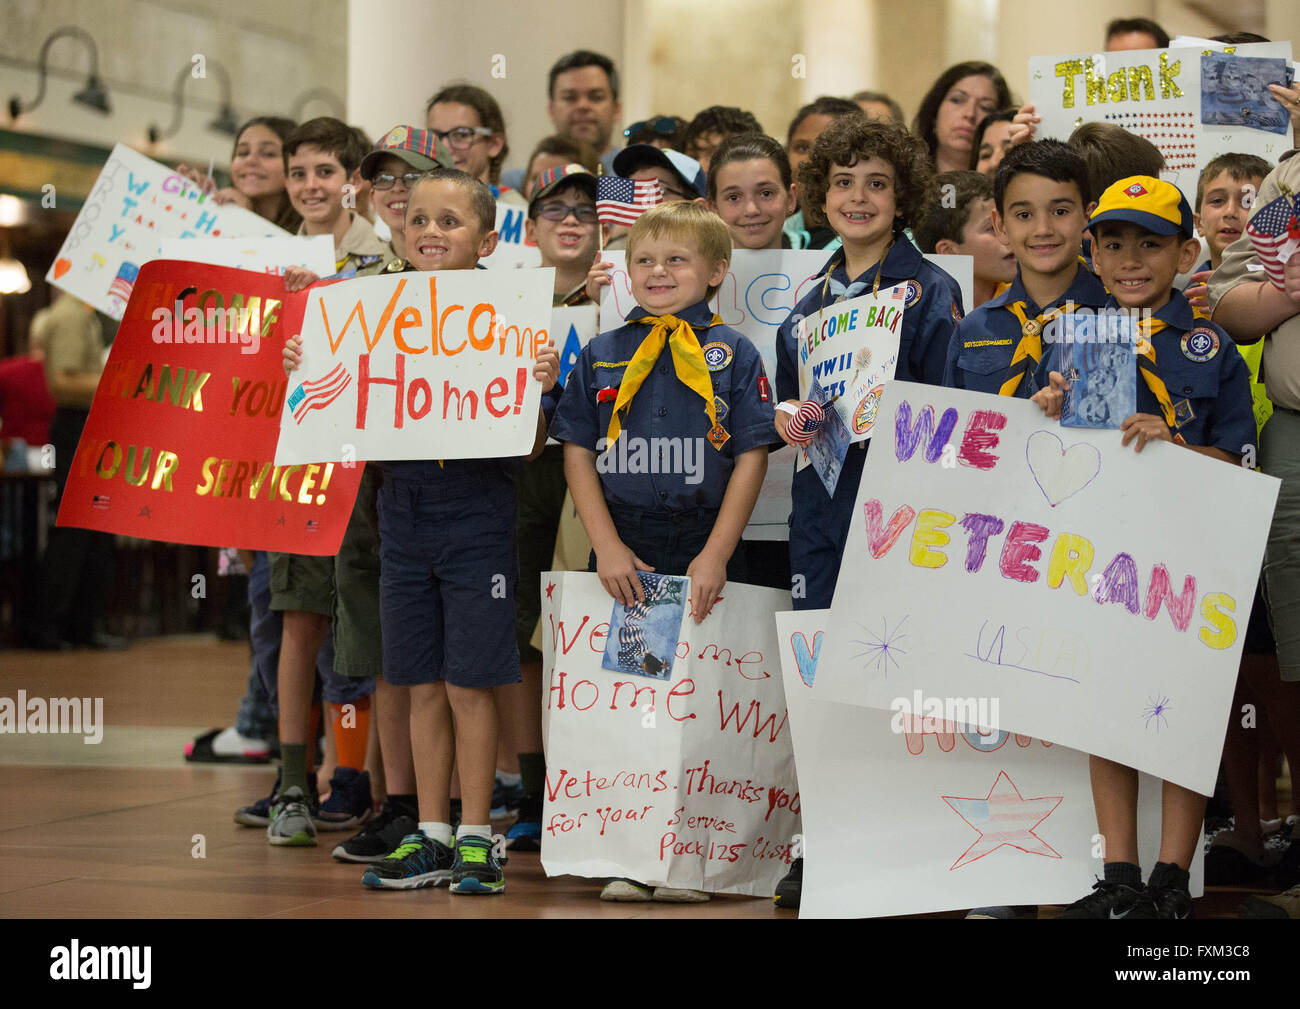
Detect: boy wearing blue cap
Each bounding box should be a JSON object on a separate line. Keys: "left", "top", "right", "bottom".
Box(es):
{"left": 1032, "top": 175, "right": 1255, "bottom": 918}
{"left": 943, "top": 140, "right": 1108, "bottom": 398}
{"left": 550, "top": 199, "right": 777, "bottom": 902}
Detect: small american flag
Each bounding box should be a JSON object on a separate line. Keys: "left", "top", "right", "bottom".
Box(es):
{"left": 288, "top": 363, "right": 352, "bottom": 425}
{"left": 91, "top": 494, "right": 110, "bottom": 510}
{"left": 617, "top": 572, "right": 674, "bottom": 668}
{"left": 108, "top": 262, "right": 139, "bottom": 304}
{"left": 596, "top": 176, "right": 663, "bottom": 226}
{"left": 1246, "top": 192, "right": 1300, "bottom": 290}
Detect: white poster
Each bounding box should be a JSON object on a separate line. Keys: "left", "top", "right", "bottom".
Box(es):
{"left": 155, "top": 236, "right": 335, "bottom": 277}
{"left": 274, "top": 268, "right": 553, "bottom": 464}
{"left": 1029, "top": 42, "right": 1295, "bottom": 200}
{"left": 815, "top": 382, "right": 1278, "bottom": 794}
{"left": 776, "top": 609, "right": 1199, "bottom": 918}
{"left": 480, "top": 202, "right": 542, "bottom": 269}
{"left": 47, "top": 143, "right": 285, "bottom": 319}
{"left": 540, "top": 572, "right": 800, "bottom": 895}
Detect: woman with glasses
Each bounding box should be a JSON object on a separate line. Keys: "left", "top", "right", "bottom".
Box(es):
{"left": 425, "top": 84, "right": 526, "bottom": 206}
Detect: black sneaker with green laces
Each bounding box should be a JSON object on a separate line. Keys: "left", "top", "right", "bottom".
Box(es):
{"left": 332, "top": 799, "right": 418, "bottom": 863}
{"left": 450, "top": 835, "right": 505, "bottom": 895}
{"left": 360, "top": 832, "right": 453, "bottom": 890}
{"left": 1057, "top": 879, "right": 1156, "bottom": 919}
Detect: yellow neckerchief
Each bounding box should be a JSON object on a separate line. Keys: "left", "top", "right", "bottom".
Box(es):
{"left": 997, "top": 258, "right": 1094, "bottom": 397}
{"left": 1135, "top": 316, "right": 1187, "bottom": 446}
{"left": 1000, "top": 301, "right": 1071, "bottom": 397}
{"left": 606, "top": 313, "right": 724, "bottom": 444}
{"left": 992, "top": 280, "right": 1012, "bottom": 298}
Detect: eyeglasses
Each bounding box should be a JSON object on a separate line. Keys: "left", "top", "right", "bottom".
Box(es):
{"left": 535, "top": 201, "right": 598, "bottom": 223}
{"left": 370, "top": 171, "right": 424, "bottom": 191}
{"left": 430, "top": 126, "right": 495, "bottom": 150}
{"left": 624, "top": 117, "right": 679, "bottom": 139}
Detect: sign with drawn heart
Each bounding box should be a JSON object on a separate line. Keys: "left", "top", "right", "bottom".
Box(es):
{"left": 45, "top": 143, "right": 285, "bottom": 319}
{"left": 814, "top": 382, "right": 1279, "bottom": 794}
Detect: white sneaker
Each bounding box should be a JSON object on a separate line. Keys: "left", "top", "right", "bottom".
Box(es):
{"left": 600, "top": 879, "right": 653, "bottom": 901}
{"left": 652, "top": 886, "right": 711, "bottom": 903}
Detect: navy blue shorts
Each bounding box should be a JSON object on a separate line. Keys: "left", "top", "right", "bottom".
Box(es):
{"left": 590, "top": 504, "right": 747, "bottom": 581}
{"left": 789, "top": 445, "right": 866, "bottom": 611}
{"left": 377, "top": 471, "right": 521, "bottom": 688}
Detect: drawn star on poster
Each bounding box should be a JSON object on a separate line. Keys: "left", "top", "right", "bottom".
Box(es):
{"left": 942, "top": 770, "right": 1063, "bottom": 870}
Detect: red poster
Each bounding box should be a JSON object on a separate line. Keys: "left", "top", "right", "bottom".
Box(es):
{"left": 56, "top": 261, "right": 360, "bottom": 554}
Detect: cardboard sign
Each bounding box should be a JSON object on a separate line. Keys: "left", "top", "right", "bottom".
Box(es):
{"left": 815, "top": 382, "right": 1278, "bottom": 794}
{"left": 274, "top": 268, "right": 554, "bottom": 464}
{"left": 776, "top": 609, "right": 1199, "bottom": 918}
{"left": 793, "top": 287, "right": 904, "bottom": 471}
{"left": 1029, "top": 42, "right": 1295, "bottom": 199}
{"left": 156, "top": 236, "right": 335, "bottom": 277}
{"left": 479, "top": 203, "right": 542, "bottom": 269}
{"left": 56, "top": 261, "right": 362, "bottom": 554}
{"left": 540, "top": 573, "right": 800, "bottom": 895}
{"left": 47, "top": 144, "right": 285, "bottom": 319}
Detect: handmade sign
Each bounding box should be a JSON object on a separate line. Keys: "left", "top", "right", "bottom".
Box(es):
{"left": 274, "top": 267, "right": 554, "bottom": 464}
{"left": 540, "top": 572, "right": 799, "bottom": 895}
{"left": 548, "top": 303, "right": 599, "bottom": 446}
{"left": 814, "top": 382, "right": 1278, "bottom": 794}
{"left": 793, "top": 287, "right": 904, "bottom": 471}
{"left": 47, "top": 144, "right": 285, "bottom": 319}
{"left": 56, "top": 261, "right": 362, "bottom": 554}
{"left": 1029, "top": 42, "right": 1295, "bottom": 198}
{"left": 156, "top": 236, "right": 335, "bottom": 277}
{"left": 479, "top": 202, "right": 542, "bottom": 269}
{"left": 776, "top": 610, "right": 1198, "bottom": 919}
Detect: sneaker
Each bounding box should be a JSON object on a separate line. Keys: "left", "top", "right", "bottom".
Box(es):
{"left": 1205, "top": 829, "right": 1281, "bottom": 886}
{"left": 267, "top": 786, "right": 316, "bottom": 847}
{"left": 361, "top": 832, "right": 454, "bottom": 890}
{"left": 235, "top": 770, "right": 316, "bottom": 827}
{"left": 490, "top": 777, "right": 524, "bottom": 818}
{"left": 332, "top": 799, "right": 419, "bottom": 863}
{"left": 1147, "top": 880, "right": 1193, "bottom": 919}
{"left": 773, "top": 857, "right": 802, "bottom": 909}
{"left": 966, "top": 905, "right": 1037, "bottom": 919}
{"left": 652, "top": 886, "right": 710, "bottom": 903}
{"left": 186, "top": 726, "right": 272, "bottom": 764}
{"left": 449, "top": 835, "right": 505, "bottom": 894}
{"left": 314, "top": 768, "right": 373, "bottom": 832}
{"left": 600, "top": 879, "right": 653, "bottom": 902}
{"left": 1057, "top": 879, "right": 1155, "bottom": 919}
{"left": 506, "top": 795, "right": 542, "bottom": 851}
{"left": 1241, "top": 884, "right": 1300, "bottom": 919}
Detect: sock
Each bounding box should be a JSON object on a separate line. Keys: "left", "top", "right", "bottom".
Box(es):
{"left": 457, "top": 823, "right": 492, "bottom": 842}
{"left": 518, "top": 753, "right": 545, "bottom": 798}
{"left": 330, "top": 697, "right": 371, "bottom": 773}
{"left": 387, "top": 792, "right": 418, "bottom": 816}
{"left": 280, "top": 743, "right": 309, "bottom": 796}
{"left": 1103, "top": 861, "right": 1142, "bottom": 890}
{"left": 495, "top": 770, "right": 521, "bottom": 787}
{"left": 418, "top": 821, "right": 454, "bottom": 847}
{"left": 1148, "top": 861, "right": 1190, "bottom": 890}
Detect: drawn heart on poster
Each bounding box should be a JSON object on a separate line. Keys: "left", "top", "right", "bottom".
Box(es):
{"left": 1026, "top": 430, "right": 1102, "bottom": 507}
{"left": 791, "top": 630, "right": 823, "bottom": 688}
{"left": 53, "top": 258, "right": 71, "bottom": 279}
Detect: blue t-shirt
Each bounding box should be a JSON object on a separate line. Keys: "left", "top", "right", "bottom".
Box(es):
{"left": 549, "top": 299, "right": 778, "bottom": 512}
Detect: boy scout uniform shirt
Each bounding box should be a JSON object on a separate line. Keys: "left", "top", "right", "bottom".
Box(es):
{"left": 1035, "top": 292, "right": 1256, "bottom": 456}
{"left": 299, "top": 213, "right": 389, "bottom": 278}
{"left": 943, "top": 262, "right": 1109, "bottom": 396}
{"left": 549, "top": 299, "right": 778, "bottom": 512}
{"left": 1209, "top": 152, "right": 1300, "bottom": 412}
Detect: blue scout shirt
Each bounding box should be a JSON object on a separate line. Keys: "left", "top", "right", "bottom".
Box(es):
{"left": 774, "top": 240, "right": 963, "bottom": 609}
{"left": 943, "top": 262, "right": 1109, "bottom": 396}
{"left": 549, "top": 299, "right": 778, "bottom": 512}
{"left": 1035, "top": 291, "right": 1255, "bottom": 456}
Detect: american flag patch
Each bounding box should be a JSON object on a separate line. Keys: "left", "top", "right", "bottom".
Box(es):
{"left": 306, "top": 519, "right": 319, "bottom": 532}
{"left": 91, "top": 494, "right": 110, "bottom": 510}
{"left": 289, "top": 364, "right": 352, "bottom": 424}
{"left": 596, "top": 176, "right": 664, "bottom": 226}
